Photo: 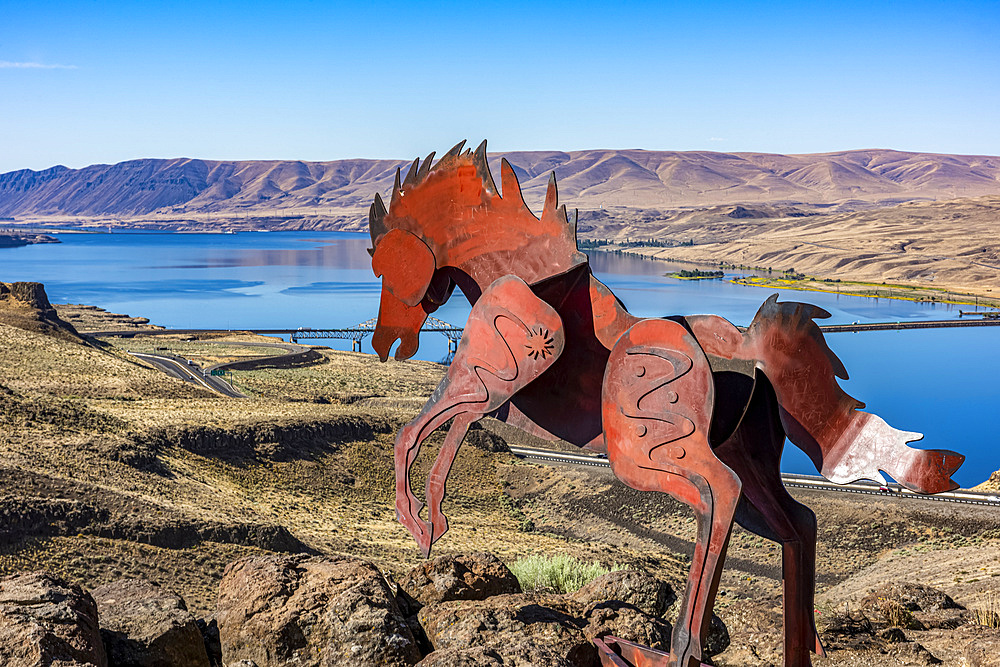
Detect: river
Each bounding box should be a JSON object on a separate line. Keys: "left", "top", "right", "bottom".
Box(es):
{"left": 2, "top": 230, "right": 997, "bottom": 487}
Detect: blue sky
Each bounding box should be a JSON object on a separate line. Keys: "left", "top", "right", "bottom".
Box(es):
{"left": 1, "top": 1, "right": 998, "bottom": 172}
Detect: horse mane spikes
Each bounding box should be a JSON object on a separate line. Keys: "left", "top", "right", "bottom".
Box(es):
{"left": 541, "top": 172, "right": 572, "bottom": 226}
{"left": 499, "top": 158, "right": 528, "bottom": 212}
{"left": 368, "top": 192, "right": 388, "bottom": 250}
{"left": 429, "top": 140, "right": 468, "bottom": 178}
{"left": 403, "top": 157, "right": 421, "bottom": 187}
{"left": 544, "top": 172, "right": 559, "bottom": 215}
{"left": 442, "top": 140, "right": 466, "bottom": 160}
{"left": 391, "top": 168, "right": 402, "bottom": 206}
{"left": 473, "top": 140, "right": 497, "bottom": 195}
{"left": 417, "top": 151, "right": 435, "bottom": 182}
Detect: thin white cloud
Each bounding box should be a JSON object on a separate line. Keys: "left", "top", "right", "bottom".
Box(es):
{"left": 708, "top": 137, "right": 725, "bottom": 142}
{"left": 0, "top": 61, "right": 78, "bottom": 70}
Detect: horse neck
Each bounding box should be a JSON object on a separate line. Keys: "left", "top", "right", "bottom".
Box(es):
{"left": 438, "top": 231, "right": 589, "bottom": 291}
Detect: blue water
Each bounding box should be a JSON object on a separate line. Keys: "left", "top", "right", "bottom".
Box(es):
{"left": 2, "top": 231, "right": 997, "bottom": 487}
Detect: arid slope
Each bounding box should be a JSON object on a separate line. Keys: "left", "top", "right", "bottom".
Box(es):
{"left": 610, "top": 195, "right": 1000, "bottom": 298}
{"left": 2, "top": 149, "right": 998, "bottom": 229}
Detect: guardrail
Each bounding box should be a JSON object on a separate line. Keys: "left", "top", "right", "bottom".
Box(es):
{"left": 508, "top": 446, "right": 999, "bottom": 506}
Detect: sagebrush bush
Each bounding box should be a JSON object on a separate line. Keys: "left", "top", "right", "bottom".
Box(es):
{"left": 508, "top": 553, "right": 624, "bottom": 593}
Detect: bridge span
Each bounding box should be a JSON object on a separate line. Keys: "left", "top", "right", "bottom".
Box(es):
{"left": 84, "top": 315, "right": 1000, "bottom": 353}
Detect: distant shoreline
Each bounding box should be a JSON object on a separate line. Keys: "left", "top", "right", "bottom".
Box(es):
{"left": 596, "top": 243, "right": 1000, "bottom": 310}
{"left": 0, "top": 233, "right": 60, "bottom": 248}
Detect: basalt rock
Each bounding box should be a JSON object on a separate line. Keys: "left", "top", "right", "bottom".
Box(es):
{"left": 400, "top": 552, "right": 521, "bottom": 608}
{"left": 217, "top": 553, "right": 422, "bottom": 667}
{"left": 417, "top": 591, "right": 680, "bottom": 667}
{"left": 572, "top": 569, "right": 676, "bottom": 618}
{"left": 0, "top": 571, "right": 107, "bottom": 666}
{"left": 91, "top": 578, "right": 209, "bottom": 667}
{"left": 861, "top": 582, "right": 963, "bottom": 613}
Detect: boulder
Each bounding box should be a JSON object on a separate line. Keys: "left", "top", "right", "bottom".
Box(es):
{"left": 418, "top": 593, "right": 596, "bottom": 665}
{"left": 572, "top": 569, "right": 676, "bottom": 618}
{"left": 418, "top": 591, "right": 682, "bottom": 667}
{"left": 887, "top": 641, "right": 942, "bottom": 665}
{"left": 91, "top": 579, "right": 209, "bottom": 667}
{"left": 217, "top": 553, "right": 421, "bottom": 667}
{"left": 416, "top": 646, "right": 505, "bottom": 666}
{"left": 861, "top": 582, "right": 962, "bottom": 612}
{"left": 581, "top": 600, "right": 672, "bottom": 650}
{"left": 400, "top": 553, "right": 521, "bottom": 607}
{"left": 0, "top": 571, "right": 107, "bottom": 666}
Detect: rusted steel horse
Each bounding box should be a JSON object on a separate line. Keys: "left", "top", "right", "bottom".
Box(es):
{"left": 366, "top": 141, "right": 964, "bottom": 667}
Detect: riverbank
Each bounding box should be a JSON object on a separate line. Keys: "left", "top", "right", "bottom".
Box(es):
{"left": 596, "top": 243, "right": 1000, "bottom": 309}
{"left": 730, "top": 271, "right": 1000, "bottom": 309}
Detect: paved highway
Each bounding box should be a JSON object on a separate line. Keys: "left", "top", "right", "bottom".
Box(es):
{"left": 130, "top": 352, "right": 245, "bottom": 398}
{"left": 507, "top": 446, "right": 1000, "bottom": 507}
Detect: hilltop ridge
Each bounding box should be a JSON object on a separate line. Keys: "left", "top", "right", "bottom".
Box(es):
{"left": 2, "top": 148, "right": 998, "bottom": 228}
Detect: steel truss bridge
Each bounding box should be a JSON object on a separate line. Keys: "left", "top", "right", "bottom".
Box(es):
{"left": 260, "top": 317, "right": 464, "bottom": 352}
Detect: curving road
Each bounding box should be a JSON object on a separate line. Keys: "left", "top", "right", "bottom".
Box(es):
{"left": 129, "top": 352, "right": 245, "bottom": 398}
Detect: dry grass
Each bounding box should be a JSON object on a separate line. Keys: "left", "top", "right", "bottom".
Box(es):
{"left": 229, "top": 349, "right": 444, "bottom": 402}
{"left": 974, "top": 592, "right": 1000, "bottom": 628}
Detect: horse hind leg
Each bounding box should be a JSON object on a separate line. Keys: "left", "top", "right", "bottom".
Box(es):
{"left": 715, "top": 372, "right": 824, "bottom": 667}
{"left": 603, "top": 318, "right": 741, "bottom": 667}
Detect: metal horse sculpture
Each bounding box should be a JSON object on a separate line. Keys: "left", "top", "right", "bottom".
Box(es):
{"left": 367, "top": 141, "right": 964, "bottom": 667}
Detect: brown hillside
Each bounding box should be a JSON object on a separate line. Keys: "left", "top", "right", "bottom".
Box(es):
{"left": 613, "top": 195, "right": 1000, "bottom": 298}
{"left": 1, "top": 149, "right": 998, "bottom": 230}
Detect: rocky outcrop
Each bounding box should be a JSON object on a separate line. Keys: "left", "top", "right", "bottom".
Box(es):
{"left": 399, "top": 553, "right": 521, "bottom": 608}
{"left": 91, "top": 579, "right": 209, "bottom": 667}
{"left": 146, "top": 415, "right": 394, "bottom": 463}
{"left": 0, "top": 495, "right": 310, "bottom": 553}
{"left": 0, "top": 281, "right": 80, "bottom": 341}
{"left": 0, "top": 571, "right": 107, "bottom": 666}
{"left": 217, "top": 554, "right": 422, "bottom": 667}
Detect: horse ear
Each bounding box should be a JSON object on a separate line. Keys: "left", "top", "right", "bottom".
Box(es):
{"left": 371, "top": 228, "right": 436, "bottom": 307}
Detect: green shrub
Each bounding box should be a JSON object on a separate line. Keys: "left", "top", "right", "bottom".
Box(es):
{"left": 508, "top": 553, "right": 624, "bottom": 593}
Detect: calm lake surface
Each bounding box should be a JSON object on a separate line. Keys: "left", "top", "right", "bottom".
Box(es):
{"left": 3, "top": 231, "right": 998, "bottom": 487}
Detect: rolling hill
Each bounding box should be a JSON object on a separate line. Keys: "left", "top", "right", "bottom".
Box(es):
{"left": 1, "top": 148, "right": 999, "bottom": 231}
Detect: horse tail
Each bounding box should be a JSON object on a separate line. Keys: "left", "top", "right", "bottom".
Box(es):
{"left": 689, "top": 295, "right": 963, "bottom": 494}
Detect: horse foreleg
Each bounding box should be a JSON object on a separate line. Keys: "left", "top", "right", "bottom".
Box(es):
{"left": 424, "top": 413, "right": 476, "bottom": 547}
{"left": 603, "top": 318, "right": 741, "bottom": 667}
{"left": 715, "top": 373, "right": 824, "bottom": 667}
{"left": 394, "top": 275, "right": 564, "bottom": 557}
